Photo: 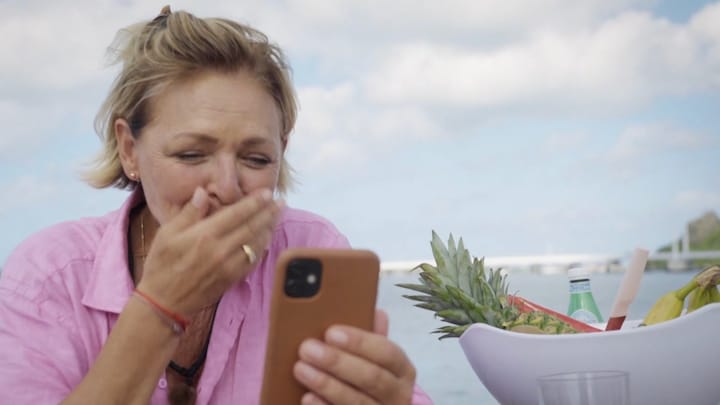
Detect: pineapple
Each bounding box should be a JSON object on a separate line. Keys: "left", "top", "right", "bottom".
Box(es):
{"left": 397, "top": 231, "right": 581, "bottom": 338}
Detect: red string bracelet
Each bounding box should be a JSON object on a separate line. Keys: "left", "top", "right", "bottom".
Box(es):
{"left": 133, "top": 289, "right": 189, "bottom": 335}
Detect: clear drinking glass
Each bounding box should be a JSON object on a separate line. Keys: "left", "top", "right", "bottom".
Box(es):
{"left": 537, "top": 370, "right": 630, "bottom": 405}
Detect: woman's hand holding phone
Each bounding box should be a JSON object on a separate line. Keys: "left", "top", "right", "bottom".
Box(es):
{"left": 260, "top": 249, "right": 418, "bottom": 404}
{"left": 294, "top": 309, "right": 417, "bottom": 405}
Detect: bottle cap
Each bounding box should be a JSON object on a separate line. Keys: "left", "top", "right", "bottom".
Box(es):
{"left": 567, "top": 266, "right": 591, "bottom": 281}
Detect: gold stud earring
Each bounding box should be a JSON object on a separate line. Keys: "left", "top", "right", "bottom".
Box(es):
{"left": 129, "top": 172, "right": 138, "bottom": 181}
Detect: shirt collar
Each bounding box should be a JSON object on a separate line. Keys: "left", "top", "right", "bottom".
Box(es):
{"left": 82, "top": 189, "right": 144, "bottom": 314}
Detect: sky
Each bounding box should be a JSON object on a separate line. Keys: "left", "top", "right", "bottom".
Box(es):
{"left": 1, "top": 0, "right": 719, "bottom": 265}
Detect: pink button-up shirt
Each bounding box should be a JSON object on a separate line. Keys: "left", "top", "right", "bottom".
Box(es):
{"left": 0, "top": 192, "right": 432, "bottom": 404}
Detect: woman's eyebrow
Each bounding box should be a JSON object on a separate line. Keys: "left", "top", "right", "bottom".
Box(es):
{"left": 241, "top": 137, "right": 271, "bottom": 147}
{"left": 172, "top": 132, "right": 218, "bottom": 145}
{"left": 172, "top": 132, "right": 272, "bottom": 148}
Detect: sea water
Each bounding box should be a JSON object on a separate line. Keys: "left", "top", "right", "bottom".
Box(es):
{"left": 378, "top": 271, "right": 697, "bottom": 405}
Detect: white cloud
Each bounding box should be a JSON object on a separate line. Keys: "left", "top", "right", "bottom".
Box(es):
{"left": 0, "top": 1, "right": 120, "bottom": 92}
{"left": 1, "top": 1, "right": 716, "bottom": 103}
{"left": 691, "top": 2, "right": 720, "bottom": 42}
{"left": 0, "top": 94, "right": 103, "bottom": 159}
{"left": 0, "top": 100, "right": 60, "bottom": 158}
{"left": 260, "top": 0, "right": 653, "bottom": 52}
{"left": 295, "top": 84, "right": 358, "bottom": 139}
{"left": 608, "top": 122, "right": 717, "bottom": 161}
{"left": 365, "top": 8, "right": 719, "bottom": 108}
{"left": 289, "top": 84, "right": 365, "bottom": 172}
{"left": 542, "top": 132, "right": 592, "bottom": 153}
{"left": 0, "top": 175, "right": 59, "bottom": 216}
{"left": 690, "top": 3, "right": 720, "bottom": 84}
{"left": 2, "top": 0, "right": 718, "bottom": 175}
{"left": 290, "top": 83, "right": 442, "bottom": 172}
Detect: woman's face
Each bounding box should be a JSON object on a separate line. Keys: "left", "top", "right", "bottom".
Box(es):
{"left": 116, "top": 69, "right": 284, "bottom": 223}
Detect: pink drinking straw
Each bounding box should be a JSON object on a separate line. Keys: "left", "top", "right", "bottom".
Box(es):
{"left": 606, "top": 248, "right": 649, "bottom": 331}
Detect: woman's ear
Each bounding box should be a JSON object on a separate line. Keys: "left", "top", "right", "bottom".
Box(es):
{"left": 115, "top": 118, "right": 140, "bottom": 179}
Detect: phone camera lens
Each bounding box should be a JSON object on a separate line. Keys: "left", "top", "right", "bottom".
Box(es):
{"left": 285, "top": 258, "right": 323, "bottom": 298}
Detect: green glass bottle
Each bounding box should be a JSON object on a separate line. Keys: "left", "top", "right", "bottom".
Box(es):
{"left": 566, "top": 267, "right": 604, "bottom": 324}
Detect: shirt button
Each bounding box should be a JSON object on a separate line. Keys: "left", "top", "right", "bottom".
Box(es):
{"left": 158, "top": 378, "right": 168, "bottom": 389}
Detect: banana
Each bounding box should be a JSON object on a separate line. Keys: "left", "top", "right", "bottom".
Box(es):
{"left": 709, "top": 285, "right": 720, "bottom": 303}
{"left": 642, "top": 278, "right": 698, "bottom": 326}
{"left": 643, "top": 265, "right": 720, "bottom": 324}
{"left": 687, "top": 286, "right": 713, "bottom": 313}
{"left": 687, "top": 265, "right": 720, "bottom": 313}
{"left": 694, "top": 265, "right": 720, "bottom": 289}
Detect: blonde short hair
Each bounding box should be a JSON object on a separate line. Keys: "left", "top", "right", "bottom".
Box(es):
{"left": 84, "top": 6, "right": 296, "bottom": 193}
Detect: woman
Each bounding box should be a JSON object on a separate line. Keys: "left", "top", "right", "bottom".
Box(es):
{"left": 0, "top": 7, "right": 432, "bottom": 405}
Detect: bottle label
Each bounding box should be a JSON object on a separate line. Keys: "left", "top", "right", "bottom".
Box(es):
{"left": 569, "top": 308, "right": 601, "bottom": 324}
{"left": 569, "top": 280, "right": 591, "bottom": 294}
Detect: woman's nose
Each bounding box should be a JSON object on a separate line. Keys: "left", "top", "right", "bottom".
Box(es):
{"left": 207, "top": 156, "right": 243, "bottom": 205}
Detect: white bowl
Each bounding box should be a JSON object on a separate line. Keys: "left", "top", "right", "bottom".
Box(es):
{"left": 459, "top": 303, "right": 720, "bottom": 405}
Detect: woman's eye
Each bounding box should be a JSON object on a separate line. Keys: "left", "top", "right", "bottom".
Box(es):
{"left": 244, "top": 156, "right": 272, "bottom": 168}
{"left": 176, "top": 152, "right": 205, "bottom": 161}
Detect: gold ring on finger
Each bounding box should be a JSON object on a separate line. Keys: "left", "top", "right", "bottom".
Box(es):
{"left": 242, "top": 244, "right": 257, "bottom": 264}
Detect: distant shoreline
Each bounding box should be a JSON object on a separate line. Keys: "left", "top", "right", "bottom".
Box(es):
{"left": 379, "top": 256, "right": 716, "bottom": 274}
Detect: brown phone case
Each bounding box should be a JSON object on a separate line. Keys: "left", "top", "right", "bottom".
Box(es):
{"left": 259, "top": 248, "right": 380, "bottom": 405}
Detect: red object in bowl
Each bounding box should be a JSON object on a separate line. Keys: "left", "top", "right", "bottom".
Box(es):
{"left": 507, "top": 295, "right": 602, "bottom": 333}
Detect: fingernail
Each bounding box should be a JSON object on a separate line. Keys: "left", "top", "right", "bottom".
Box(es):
{"left": 300, "top": 340, "right": 325, "bottom": 360}
{"left": 191, "top": 188, "right": 205, "bottom": 208}
{"left": 326, "top": 328, "right": 348, "bottom": 345}
{"left": 295, "top": 362, "right": 320, "bottom": 383}
{"left": 301, "top": 393, "right": 316, "bottom": 405}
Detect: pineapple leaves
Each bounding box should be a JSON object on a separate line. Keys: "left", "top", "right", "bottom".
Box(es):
{"left": 397, "top": 231, "right": 579, "bottom": 337}
{"left": 470, "top": 258, "right": 486, "bottom": 303}
{"left": 430, "top": 231, "right": 449, "bottom": 276}
{"left": 447, "top": 234, "right": 460, "bottom": 286}
{"left": 434, "top": 324, "right": 470, "bottom": 340}
{"left": 396, "top": 231, "right": 517, "bottom": 339}
{"left": 395, "top": 283, "right": 433, "bottom": 295}
{"left": 401, "top": 294, "right": 445, "bottom": 304}
{"left": 456, "top": 238, "right": 473, "bottom": 296}
{"left": 436, "top": 309, "right": 472, "bottom": 325}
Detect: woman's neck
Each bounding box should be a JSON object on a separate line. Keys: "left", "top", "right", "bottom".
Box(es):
{"left": 129, "top": 203, "right": 160, "bottom": 285}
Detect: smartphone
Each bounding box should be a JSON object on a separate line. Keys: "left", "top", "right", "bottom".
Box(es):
{"left": 259, "top": 248, "right": 380, "bottom": 405}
